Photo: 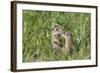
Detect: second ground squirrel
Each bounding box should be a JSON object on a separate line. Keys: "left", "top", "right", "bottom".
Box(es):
{"left": 62, "top": 31, "right": 74, "bottom": 54}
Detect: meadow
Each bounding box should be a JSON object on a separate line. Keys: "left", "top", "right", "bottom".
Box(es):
{"left": 23, "top": 10, "right": 91, "bottom": 62}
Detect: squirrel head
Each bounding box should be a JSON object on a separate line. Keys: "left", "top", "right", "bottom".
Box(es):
{"left": 62, "top": 31, "right": 73, "bottom": 39}
{"left": 52, "top": 24, "right": 62, "bottom": 34}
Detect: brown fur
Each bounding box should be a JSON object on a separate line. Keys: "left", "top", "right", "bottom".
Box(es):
{"left": 51, "top": 25, "right": 62, "bottom": 49}
{"left": 62, "top": 32, "right": 74, "bottom": 54}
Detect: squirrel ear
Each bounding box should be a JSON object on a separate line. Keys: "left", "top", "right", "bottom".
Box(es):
{"left": 69, "top": 32, "right": 73, "bottom": 37}
{"left": 52, "top": 27, "right": 54, "bottom": 30}
{"left": 71, "top": 32, "right": 73, "bottom": 35}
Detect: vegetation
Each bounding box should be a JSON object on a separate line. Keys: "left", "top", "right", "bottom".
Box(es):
{"left": 23, "top": 10, "right": 91, "bottom": 62}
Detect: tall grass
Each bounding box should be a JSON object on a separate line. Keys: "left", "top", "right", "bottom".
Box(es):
{"left": 23, "top": 10, "right": 91, "bottom": 62}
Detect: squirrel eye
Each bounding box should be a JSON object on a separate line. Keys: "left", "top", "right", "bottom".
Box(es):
{"left": 56, "top": 28, "right": 58, "bottom": 31}
{"left": 67, "top": 33, "right": 70, "bottom": 36}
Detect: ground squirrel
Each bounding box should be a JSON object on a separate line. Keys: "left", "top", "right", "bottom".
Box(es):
{"left": 51, "top": 24, "right": 74, "bottom": 55}
{"left": 51, "top": 24, "right": 63, "bottom": 49}
{"left": 62, "top": 31, "right": 74, "bottom": 54}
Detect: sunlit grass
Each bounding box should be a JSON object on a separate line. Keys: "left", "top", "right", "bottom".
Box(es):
{"left": 23, "top": 10, "right": 91, "bottom": 62}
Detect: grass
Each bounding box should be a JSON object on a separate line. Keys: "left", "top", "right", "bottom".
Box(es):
{"left": 23, "top": 10, "right": 91, "bottom": 62}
